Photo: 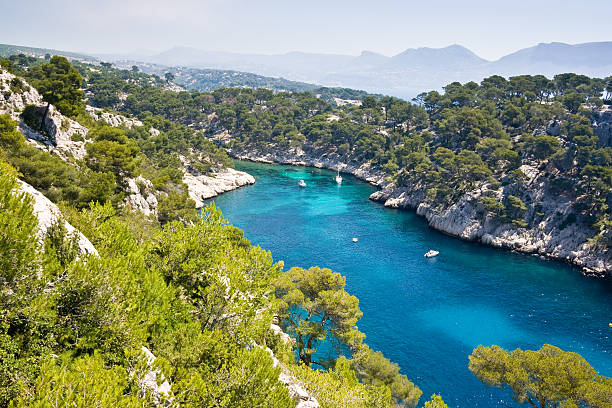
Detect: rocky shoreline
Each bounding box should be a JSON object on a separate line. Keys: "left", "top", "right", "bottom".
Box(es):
{"left": 182, "top": 167, "right": 255, "bottom": 208}
{"left": 228, "top": 146, "right": 611, "bottom": 277}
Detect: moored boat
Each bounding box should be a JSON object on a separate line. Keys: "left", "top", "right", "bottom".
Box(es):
{"left": 424, "top": 250, "right": 439, "bottom": 258}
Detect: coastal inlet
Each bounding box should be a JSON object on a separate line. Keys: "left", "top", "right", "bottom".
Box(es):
{"left": 205, "top": 160, "right": 612, "bottom": 408}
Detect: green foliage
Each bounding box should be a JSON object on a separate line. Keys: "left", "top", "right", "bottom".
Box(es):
{"left": 0, "top": 114, "right": 116, "bottom": 208}
{"left": 519, "top": 134, "right": 561, "bottom": 160}
{"left": 481, "top": 196, "right": 506, "bottom": 217}
{"left": 0, "top": 166, "right": 47, "bottom": 406}
{"left": 423, "top": 394, "right": 449, "bottom": 408}
{"left": 85, "top": 125, "right": 140, "bottom": 183}
{"left": 505, "top": 195, "right": 528, "bottom": 227}
{"left": 350, "top": 344, "right": 422, "bottom": 407}
{"left": 0, "top": 161, "right": 39, "bottom": 313}
{"left": 171, "top": 343, "right": 293, "bottom": 407}
{"left": 26, "top": 55, "right": 84, "bottom": 118}
{"left": 469, "top": 344, "right": 612, "bottom": 408}
{"left": 15, "top": 353, "right": 147, "bottom": 407}
{"left": 156, "top": 191, "right": 197, "bottom": 225}
{"left": 20, "top": 105, "right": 41, "bottom": 130}
{"left": 148, "top": 203, "right": 281, "bottom": 339}
{"left": 274, "top": 266, "right": 364, "bottom": 367}
{"left": 289, "top": 362, "right": 392, "bottom": 408}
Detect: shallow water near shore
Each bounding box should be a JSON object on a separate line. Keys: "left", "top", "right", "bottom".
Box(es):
{"left": 205, "top": 160, "right": 612, "bottom": 408}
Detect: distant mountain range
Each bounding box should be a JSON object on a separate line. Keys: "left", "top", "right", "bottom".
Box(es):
{"left": 2, "top": 41, "right": 611, "bottom": 100}
{"left": 139, "top": 42, "right": 612, "bottom": 99}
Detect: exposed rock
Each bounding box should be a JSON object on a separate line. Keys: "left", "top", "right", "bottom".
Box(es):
{"left": 124, "top": 176, "right": 158, "bottom": 216}
{"left": 86, "top": 105, "right": 143, "bottom": 128}
{"left": 593, "top": 108, "right": 612, "bottom": 147}
{"left": 546, "top": 119, "right": 561, "bottom": 136}
{"left": 0, "top": 68, "right": 89, "bottom": 160}
{"left": 17, "top": 180, "right": 98, "bottom": 256}
{"left": 263, "top": 347, "right": 320, "bottom": 408}
{"left": 271, "top": 323, "right": 294, "bottom": 345}
{"left": 371, "top": 168, "right": 611, "bottom": 276}
{"left": 183, "top": 168, "right": 255, "bottom": 208}
{"left": 140, "top": 346, "right": 173, "bottom": 406}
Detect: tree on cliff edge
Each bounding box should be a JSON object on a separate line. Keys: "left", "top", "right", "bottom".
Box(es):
{"left": 27, "top": 56, "right": 83, "bottom": 131}
{"left": 273, "top": 266, "right": 364, "bottom": 368}
{"left": 469, "top": 344, "right": 612, "bottom": 408}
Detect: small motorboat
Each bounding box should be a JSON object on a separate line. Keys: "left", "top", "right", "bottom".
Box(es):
{"left": 335, "top": 170, "right": 343, "bottom": 184}
{"left": 424, "top": 250, "right": 439, "bottom": 258}
{"left": 352, "top": 237, "right": 358, "bottom": 243}
{"left": 298, "top": 179, "right": 306, "bottom": 187}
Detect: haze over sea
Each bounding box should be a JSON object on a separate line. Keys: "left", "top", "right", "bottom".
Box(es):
{"left": 206, "top": 160, "right": 612, "bottom": 408}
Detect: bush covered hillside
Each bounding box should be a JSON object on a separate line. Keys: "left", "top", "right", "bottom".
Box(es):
{"left": 1, "top": 54, "right": 611, "bottom": 407}
{"left": 0, "top": 54, "right": 426, "bottom": 407}
{"left": 65, "top": 56, "right": 609, "bottom": 273}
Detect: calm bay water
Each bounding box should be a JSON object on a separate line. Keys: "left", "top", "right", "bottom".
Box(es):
{"left": 206, "top": 160, "right": 612, "bottom": 408}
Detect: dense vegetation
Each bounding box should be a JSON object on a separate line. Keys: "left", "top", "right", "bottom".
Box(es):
{"left": 1, "top": 54, "right": 611, "bottom": 407}
{"left": 79, "top": 62, "right": 611, "bottom": 245}
{"left": 137, "top": 64, "right": 377, "bottom": 101}
{"left": 209, "top": 75, "right": 611, "bottom": 245}
{"left": 1, "top": 55, "right": 231, "bottom": 215}
{"left": 81, "top": 69, "right": 607, "bottom": 247}
{"left": 0, "top": 55, "right": 426, "bottom": 408}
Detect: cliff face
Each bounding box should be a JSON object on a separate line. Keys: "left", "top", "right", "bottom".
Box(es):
{"left": 17, "top": 180, "right": 98, "bottom": 256}
{"left": 182, "top": 167, "right": 255, "bottom": 208}
{"left": 227, "top": 144, "right": 611, "bottom": 277}
{"left": 0, "top": 68, "right": 89, "bottom": 160}
{"left": 371, "top": 166, "right": 610, "bottom": 276}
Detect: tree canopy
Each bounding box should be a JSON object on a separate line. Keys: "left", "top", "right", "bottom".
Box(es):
{"left": 469, "top": 344, "right": 612, "bottom": 408}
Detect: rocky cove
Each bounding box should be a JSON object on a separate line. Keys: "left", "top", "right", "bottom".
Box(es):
{"left": 1, "top": 67, "right": 254, "bottom": 216}
{"left": 227, "top": 144, "right": 611, "bottom": 277}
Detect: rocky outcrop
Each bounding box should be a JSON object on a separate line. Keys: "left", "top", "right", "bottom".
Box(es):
{"left": 85, "top": 105, "right": 143, "bottom": 129}
{"left": 124, "top": 176, "right": 158, "bottom": 216}
{"left": 17, "top": 180, "right": 98, "bottom": 256}
{"left": 139, "top": 346, "right": 172, "bottom": 406}
{"left": 261, "top": 346, "right": 319, "bottom": 408}
{"left": 371, "top": 165, "right": 610, "bottom": 276}
{"left": 182, "top": 168, "right": 255, "bottom": 208}
{"left": 593, "top": 108, "right": 612, "bottom": 147}
{"left": 0, "top": 68, "right": 89, "bottom": 160}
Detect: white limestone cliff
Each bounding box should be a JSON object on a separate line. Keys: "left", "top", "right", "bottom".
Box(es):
{"left": 17, "top": 180, "right": 97, "bottom": 257}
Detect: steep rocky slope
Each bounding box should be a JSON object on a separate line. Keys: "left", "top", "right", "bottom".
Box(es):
{"left": 0, "top": 67, "right": 255, "bottom": 216}
{"left": 17, "top": 179, "right": 98, "bottom": 256}
{"left": 226, "top": 142, "right": 611, "bottom": 277}
{"left": 0, "top": 69, "right": 88, "bottom": 160}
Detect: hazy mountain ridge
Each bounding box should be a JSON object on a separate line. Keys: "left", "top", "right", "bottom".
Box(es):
{"left": 3, "top": 41, "right": 611, "bottom": 100}
{"left": 144, "top": 42, "right": 612, "bottom": 98}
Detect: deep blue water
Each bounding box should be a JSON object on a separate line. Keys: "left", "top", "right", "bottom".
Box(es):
{"left": 205, "top": 161, "right": 612, "bottom": 408}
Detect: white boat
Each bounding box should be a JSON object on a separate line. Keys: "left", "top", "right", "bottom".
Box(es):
{"left": 424, "top": 250, "right": 439, "bottom": 258}
{"left": 335, "top": 169, "right": 343, "bottom": 184}
{"left": 298, "top": 179, "right": 306, "bottom": 187}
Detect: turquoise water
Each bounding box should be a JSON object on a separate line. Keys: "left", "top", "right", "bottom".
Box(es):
{"left": 206, "top": 161, "right": 612, "bottom": 407}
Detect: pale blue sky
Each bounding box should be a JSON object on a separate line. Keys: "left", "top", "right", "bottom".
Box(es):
{"left": 1, "top": 0, "right": 610, "bottom": 60}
